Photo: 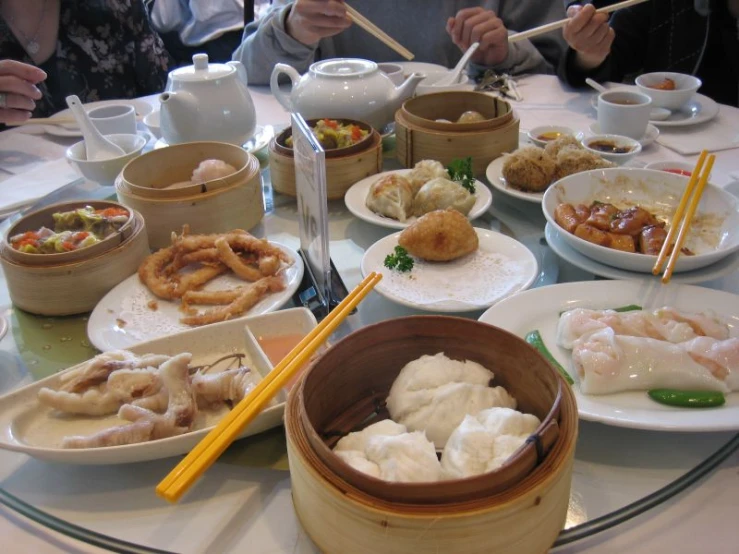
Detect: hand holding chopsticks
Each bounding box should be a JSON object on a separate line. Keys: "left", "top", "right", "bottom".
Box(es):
{"left": 156, "top": 271, "right": 382, "bottom": 503}
{"left": 652, "top": 150, "right": 716, "bottom": 284}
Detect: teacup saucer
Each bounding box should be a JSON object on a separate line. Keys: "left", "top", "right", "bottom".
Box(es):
{"left": 153, "top": 124, "right": 272, "bottom": 154}
{"left": 588, "top": 122, "right": 659, "bottom": 148}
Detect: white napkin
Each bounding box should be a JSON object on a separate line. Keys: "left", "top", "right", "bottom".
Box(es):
{"left": 0, "top": 158, "right": 84, "bottom": 215}
{"left": 656, "top": 105, "right": 739, "bottom": 155}
{"left": 0, "top": 132, "right": 70, "bottom": 175}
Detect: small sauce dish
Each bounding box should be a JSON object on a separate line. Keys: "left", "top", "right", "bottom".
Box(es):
{"left": 581, "top": 134, "right": 642, "bottom": 165}
{"left": 645, "top": 160, "right": 704, "bottom": 178}
{"left": 527, "top": 125, "right": 577, "bottom": 148}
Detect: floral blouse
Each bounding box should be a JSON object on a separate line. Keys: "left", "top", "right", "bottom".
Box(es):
{"left": 0, "top": 0, "right": 172, "bottom": 118}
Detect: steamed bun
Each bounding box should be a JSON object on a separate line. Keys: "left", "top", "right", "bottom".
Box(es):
{"left": 191, "top": 159, "right": 238, "bottom": 182}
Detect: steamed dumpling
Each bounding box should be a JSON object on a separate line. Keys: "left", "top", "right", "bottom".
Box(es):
{"left": 457, "top": 110, "right": 486, "bottom": 124}
{"left": 191, "top": 159, "right": 237, "bottom": 182}
{"left": 408, "top": 159, "right": 449, "bottom": 195}
{"left": 386, "top": 352, "right": 517, "bottom": 448}
{"left": 333, "top": 420, "right": 443, "bottom": 482}
{"left": 412, "top": 177, "right": 476, "bottom": 217}
{"left": 365, "top": 173, "right": 414, "bottom": 222}
{"left": 441, "top": 407, "right": 541, "bottom": 479}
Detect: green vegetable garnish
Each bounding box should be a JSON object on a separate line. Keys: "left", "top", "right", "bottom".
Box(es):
{"left": 612, "top": 304, "right": 643, "bottom": 312}
{"left": 647, "top": 389, "right": 725, "bottom": 408}
{"left": 447, "top": 157, "right": 476, "bottom": 194}
{"left": 525, "top": 330, "right": 574, "bottom": 385}
{"left": 384, "top": 246, "right": 414, "bottom": 273}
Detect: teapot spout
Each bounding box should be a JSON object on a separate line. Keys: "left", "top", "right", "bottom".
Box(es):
{"left": 390, "top": 72, "right": 425, "bottom": 108}
{"left": 159, "top": 90, "right": 199, "bottom": 145}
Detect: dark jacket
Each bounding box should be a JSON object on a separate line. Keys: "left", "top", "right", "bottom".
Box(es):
{"left": 559, "top": 0, "right": 739, "bottom": 107}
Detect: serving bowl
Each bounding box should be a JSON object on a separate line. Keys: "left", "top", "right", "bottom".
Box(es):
{"left": 542, "top": 168, "right": 739, "bottom": 273}
{"left": 286, "top": 315, "right": 577, "bottom": 554}
{"left": 581, "top": 134, "right": 642, "bottom": 165}
{"left": 635, "top": 72, "right": 702, "bottom": 111}
{"left": 66, "top": 133, "right": 147, "bottom": 185}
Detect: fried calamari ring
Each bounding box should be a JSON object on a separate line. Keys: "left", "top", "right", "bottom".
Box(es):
{"left": 138, "top": 247, "right": 179, "bottom": 300}
{"left": 174, "top": 264, "right": 228, "bottom": 297}
{"left": 214, "top": 237, "right": 263, "bottom": 281}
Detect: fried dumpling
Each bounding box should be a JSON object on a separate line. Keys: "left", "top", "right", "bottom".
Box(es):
{"left": 555, "top": 148, "right": 615, "bottom": 179}
{"left": 408, "top": 159, "right": 449, "bottom": 195}
{"left": 543, "top": 135, "right": 582, "bottom": 159}
{"left": 398, "top": 208, "right": 479, "bottom": 261}
{"left": 365, "top": 173, "right": 414, "bottom": 222}
{"left": 501, "top": 147, "right": 556, "bottom": 192}
{"left": 412, "top": 177, "right": 476, "bottom": 217}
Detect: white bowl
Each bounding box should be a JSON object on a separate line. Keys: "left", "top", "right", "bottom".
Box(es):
{"left": 581, "top": 134, "right": 642, "bottom": 165}
{"left": 143, "top": 110, "right": 161, "bottom": 139}
{"left": 66, "top": 134, "right": 147, "bottom": 186}
{"left": 541, "top": 167, "right": 739, "bottom": 273}
{"left": 415, "top": 71, "right": 474, "bottom": 96}
{"left": 527, "top": 125, "right": 576, "bottom": 148}
{"left": 635, "top": 72, "right": 702, "bottom": 111}
{"left": 644, "top": 160, "right": 698, "bottom": 177}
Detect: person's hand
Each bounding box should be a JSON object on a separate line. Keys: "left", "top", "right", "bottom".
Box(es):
{"left": 563, "top": 4, "right": 614, "bottom": 71}
{"left": 0, "top": 60, "right": 46, "bottom": 125}
{"left": 285, "top": 0, "right": 351, "bottom": 46}
{"left": 446, "top": 7, "right": 509, "bottom": 67}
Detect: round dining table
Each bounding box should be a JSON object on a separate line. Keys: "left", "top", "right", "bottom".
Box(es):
{"left": 0, "top": 73, "right": 737, "bottom": 554}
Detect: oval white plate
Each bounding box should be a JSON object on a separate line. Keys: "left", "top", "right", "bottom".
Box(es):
{"left": 545, "top": 222, "right": 739, "bottom": 284}
{"left": 0, "top": 315, "right": 301, "bottom": 464}
{"left": 361, "top": 228, "right": 538, "bottom": 312}
{"left": 588, "top": 122, "right": 660, "bottom": 147}
{"left": 344, "top": 169, "right": 492, "bottom": 229}
{"left": 154, "top": 124, "right": 274, "bottom": 155}
{"left": 43, "top": 99, "right": 154, "bottom": 137}
{"left": 479, "top": 280, "right": 739, "bottom": 431}
{"left": 87, "top": 242, "right": 304, "bottom": 351}
{"left": 589, "top": 89, "right": 719, "bottom": 127}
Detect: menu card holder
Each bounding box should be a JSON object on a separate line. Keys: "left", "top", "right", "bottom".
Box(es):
{"left": 290, "top": 113, "right": 350, "bottom": 320}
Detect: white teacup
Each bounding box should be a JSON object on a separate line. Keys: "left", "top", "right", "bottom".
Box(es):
{"left": 377, "top": 62, "right": 404, "bottom": 86}
{"left": 597, "top": 91, "right": 652, "bottom": 140}
{"left": 88, "top": 104, "right": 137, "bottom": 135}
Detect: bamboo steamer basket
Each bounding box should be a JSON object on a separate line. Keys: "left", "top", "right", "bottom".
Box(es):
{"left": 0, "top": 210, "right": 149, "bottom": 316}
{"left": 285, "top": 316, "right": 578, "bottom": 554}
{"left": 116, "top": 142, "right": 263, "bottom": 249}
{"left": 269, "top": 123, "right": 383, "bottom": 200}
{"left": 395, "top": 91, "right": 519, "bottom": 176}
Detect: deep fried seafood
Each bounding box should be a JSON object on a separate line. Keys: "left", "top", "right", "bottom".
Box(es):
{"left": 258, "top": 255, "right": 280, "bottom": 276}
{"left": 181, "top": 288, "right": 246, "bottom": 313}
{"left": 215, "top": 237, "right": 263, "bottom": 281}
{"left": 138, "top": 246, "right": 179, "bottom": 300}
{"left": 398, "top": 209, "right": 479, "bottom": 262}
{"left": 174, "top": 264, "right": 228, "bottom": 297}
{"left": 501, "top": 147, "right": 556, "bottom": 192}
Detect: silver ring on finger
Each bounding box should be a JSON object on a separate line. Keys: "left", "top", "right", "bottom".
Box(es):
{"left": 0, "top": 92, "right": 6, "bottom": 109}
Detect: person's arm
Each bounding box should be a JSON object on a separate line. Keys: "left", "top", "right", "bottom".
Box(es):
{"left": 148, "top": 0, "right": 191, "bottom": 33}
{"left": 126, "top": 0, "right": 174, "bottom": 95}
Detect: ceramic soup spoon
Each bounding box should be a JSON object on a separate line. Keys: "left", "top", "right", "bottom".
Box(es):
{"left": 65, "top": 95, "right": 126, "bottom": 161}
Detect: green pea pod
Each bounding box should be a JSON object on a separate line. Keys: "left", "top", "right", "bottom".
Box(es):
{"left": 648, "top": 389, "right": 726, "bottom": 408}
{"left": 525, "top": 330, "right": 574, "bottom": 385}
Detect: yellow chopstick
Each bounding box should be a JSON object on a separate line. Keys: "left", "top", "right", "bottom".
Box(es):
{"left": 345, "top": 4, "right": 414, "bottom": 60}
{"left": 661, "top": 154, "right": 715, "bottom": 284}
{"left": 156, "top": 271, "right": 382, "bottom": 503}
{"left": 652, "top": 151, "right": 707, "bottom": 276}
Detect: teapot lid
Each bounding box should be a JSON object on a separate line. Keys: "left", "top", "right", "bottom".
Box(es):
{"left": 310, "top": 58, "right": 378, "bottom": 78}
{"left": 169, "top": 53, "right": 235, "bottom": 82}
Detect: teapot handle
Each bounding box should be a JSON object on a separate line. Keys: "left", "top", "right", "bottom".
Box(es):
{"left": 270, "top": 63, "right": 301, "bottom": 112}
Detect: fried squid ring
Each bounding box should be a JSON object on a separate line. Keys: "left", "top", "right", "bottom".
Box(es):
{"left": 214, "top": 237, "right": 263, "bottom": 281}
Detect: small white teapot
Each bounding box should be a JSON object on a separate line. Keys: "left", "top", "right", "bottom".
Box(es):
{"left": 159, "top": 54, "right": 257, "bottom": 146}
{"left": 270, "top": 58, "right": 424, "bottom": 131}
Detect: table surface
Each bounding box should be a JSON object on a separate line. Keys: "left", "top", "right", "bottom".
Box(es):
{"left": 0, "top": 74, "right": 738, "bottom": 554}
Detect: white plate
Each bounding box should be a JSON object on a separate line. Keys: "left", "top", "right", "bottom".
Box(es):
{"left": 589, "top": 90, "right": 719, "bottom": 127}
{"left": 87, "top": 242, "right": 304, "bottom": 351}
{"left": 344, "top": 169, "right": 493, "bottom": 230}
{"left": 545, "top": 222, "right": 739, "bottom": 284}
{"left": 154, "top": 124, "right": 274, "bottom": 155}
{"left": 0, "top": 317, "right": 292, "bottom": 464}
{"left": 588, "top": 122, "right": 660, "bottom": 147}
{"left": 478, "top": 280, "right": 739, "bottom": 431}
{"left": 361, "top": 228, "right": 538, "bottom": 312}
{"left": 43, "top": 99, "right": 154, "bottom": 137}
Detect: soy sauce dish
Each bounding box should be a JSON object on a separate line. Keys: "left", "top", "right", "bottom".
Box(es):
{"left": 581, "top": 134, "right": 641, "bottom": 165}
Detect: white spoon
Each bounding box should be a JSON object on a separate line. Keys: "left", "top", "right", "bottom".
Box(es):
{"left": 433, "top": 42, "right": 480, "bottom": 87}
{"left": 585, "top": 78, "right": 671, "bottom": 121}
{"left": 65, "top": 95, "right": 126, "bottom": 161}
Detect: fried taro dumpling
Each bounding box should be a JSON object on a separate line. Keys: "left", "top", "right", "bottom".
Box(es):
{"left": 408, "top": 159, "right": 449, "bottom": 195}
{"left": 412, "top": 177, "right": 476, "bottom": 217}
{"left": 501, "top": 146, "right": 556, "bottom": 193}
{"left": 555, "top": 148, "right": 615, "bottom": 179}
{"left": 544, "top": 135, "right": 582, "bottom": 159}
{"left": 399, "top": 208, "right": 479, "bottom": 262}
{"left": 365, "top": 173, "right": 414, "bottom": 222}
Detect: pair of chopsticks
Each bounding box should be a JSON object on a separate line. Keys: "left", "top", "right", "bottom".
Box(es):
{"left": 156, "top": 271, "right": 383, "bottom": 503}
{"left": 345, "top": 3, "right": 414, "bottom": 60}
{"left": 509, "top": 0, "right": 650, "bottom": 44}
{"left": 652, "top": 150, "right": 716, "bottom": 284}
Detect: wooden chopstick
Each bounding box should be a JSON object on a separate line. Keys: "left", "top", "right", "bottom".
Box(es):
{"left": 345, "top": 4, "right": 414, "bottom": 60}
{"left": 660, "top": 154, "right": 716, "bottom": 284}
{"left": 156, "top": 271, "right": 383, "bottom": 503}
{"left": 6, "top": 117, "right": 78, "bottom": 126}
{"left": 508, "top": 0, "right": 650, "bottom": 44}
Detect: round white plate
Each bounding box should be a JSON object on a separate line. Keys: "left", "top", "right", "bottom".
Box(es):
{"left": 589, "top": 90, "right": 719, "bottom": 127}
{"left": 344, "top": 169, "right": 493, "bottom": 230}
{"left": 361, "top": 228, "right": 538, "bottom": 312}
{"left": 545, "top": 222, "right": 739, "bottom": 284}
{"left": 43, "top": 99, "right": 154, "bottom": 137}
{"left": 87, "top": 242, "right": 304, "bottom": 351}
{"left": 478, "top": 280, "right": 739, "bottom": 431}
{"left": 588, "top": 122, "right": 660, "bottom": 147}
{"left": 154, "top": 124, "right": 273, "bottom": 154}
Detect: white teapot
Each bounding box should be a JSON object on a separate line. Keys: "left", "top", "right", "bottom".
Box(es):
{"left": 270, "top": 58, "right": 424, "bottom": 131}
{"left": 159, "top": 54, "right": 256, "bottom": 146}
